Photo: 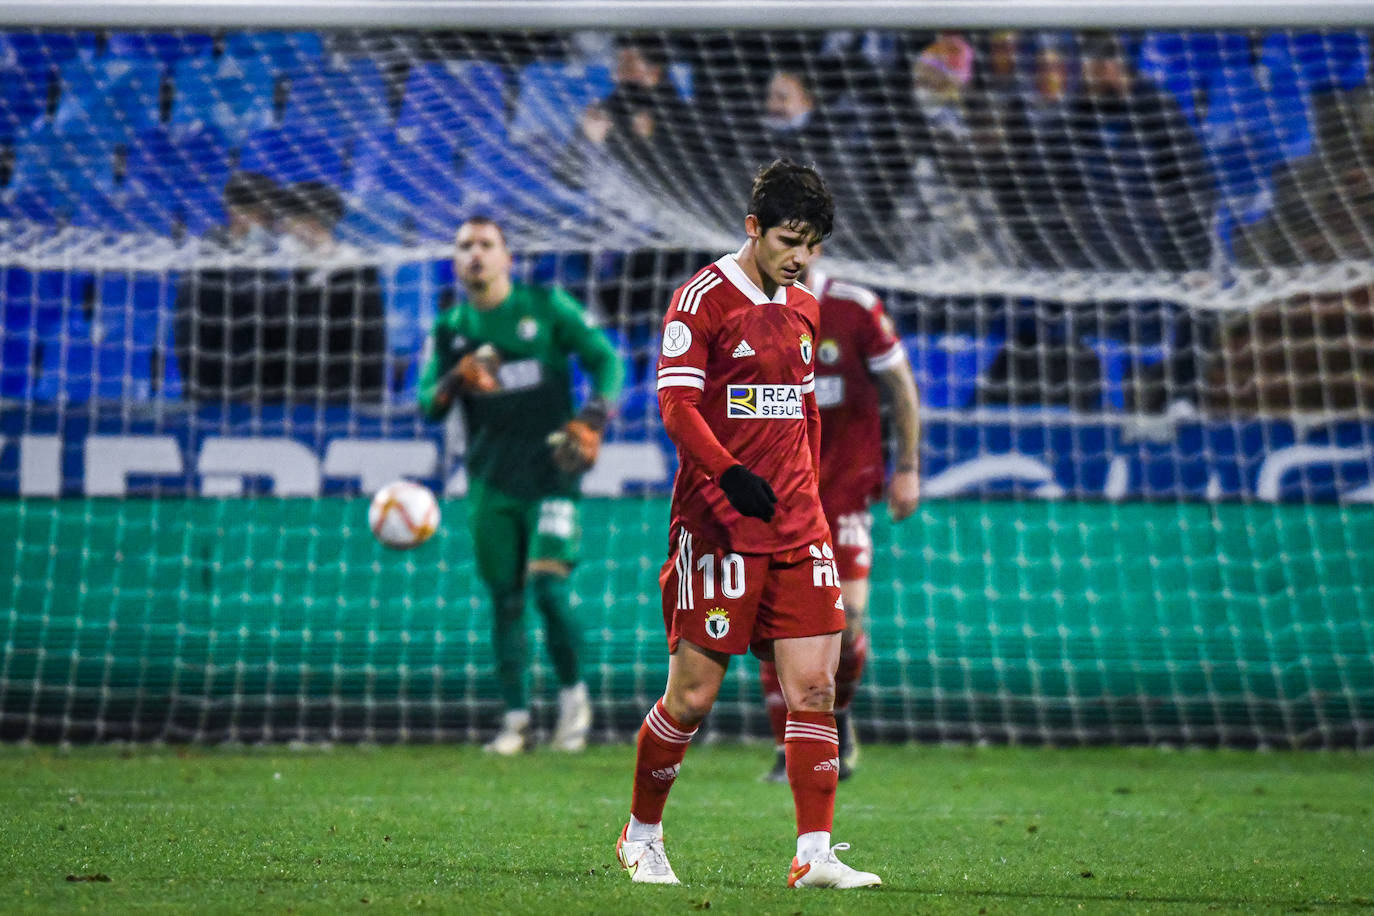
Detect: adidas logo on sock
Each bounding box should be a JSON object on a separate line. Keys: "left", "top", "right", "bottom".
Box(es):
{"left": 732, "top": 340, "right": 756, "bottom": 358}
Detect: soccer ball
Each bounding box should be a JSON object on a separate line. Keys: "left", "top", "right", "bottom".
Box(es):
{"left": 368, "top": 480, "right": 440, "bottom": 550}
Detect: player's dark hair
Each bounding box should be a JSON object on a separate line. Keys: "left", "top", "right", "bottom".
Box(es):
{"left": 222, "top": 171, "right": 278, "bottom": 213}
{"left": 459, "top": 214, "right": 508, "bottom": 247}
{"left": 749, "top": 158, "right": 834, "bottom": 243}
{"left": 1081, "top": 31, "right": 1125, "bottom": 61}
{"left": 278, "top": 180, "right": 345, "bottom": 228}
{"left": 615, "top": 34, "right": 669, "bottom": 72}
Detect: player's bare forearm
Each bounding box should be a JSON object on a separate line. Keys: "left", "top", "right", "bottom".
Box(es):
{"left": 877, "top": 360, "right": 922, "bottom": 521}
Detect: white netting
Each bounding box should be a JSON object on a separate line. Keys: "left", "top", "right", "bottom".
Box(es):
{"left": 0, "top": 24, "right": 1372, "bottom": 747}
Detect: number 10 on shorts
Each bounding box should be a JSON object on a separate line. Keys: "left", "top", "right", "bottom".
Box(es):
{"left": 696, "top": 552, "right": 746, "bottom": 600}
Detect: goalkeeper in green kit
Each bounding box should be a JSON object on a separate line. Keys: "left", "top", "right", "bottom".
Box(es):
{"left": 419, "top": 216, "right": 624, "bottom": 755}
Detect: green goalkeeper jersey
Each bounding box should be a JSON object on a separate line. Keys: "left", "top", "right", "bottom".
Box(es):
{"left": 418, "top": 282, "right": 624, "bottom": 501}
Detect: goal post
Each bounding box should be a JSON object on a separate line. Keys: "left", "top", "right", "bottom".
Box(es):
{"left": 1, "top": 4, "right": 1372, "bottom": 747}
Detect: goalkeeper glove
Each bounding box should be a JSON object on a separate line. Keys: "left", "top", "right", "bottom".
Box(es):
{"left": 718, "top": 464, "right": 777, "bottom": 521}
{"left": 548, "top": 398, "right": 610, "bottom": 475}
{"left": 453, "top": 344, "right": 501, "bottom": 394}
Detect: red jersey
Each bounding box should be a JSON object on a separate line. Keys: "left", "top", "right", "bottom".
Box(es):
{"left": 811, "top": 272, "right": 906, "bottom": 517}
{"left": 657, "top": 246, "right": 829, "bottom": 555}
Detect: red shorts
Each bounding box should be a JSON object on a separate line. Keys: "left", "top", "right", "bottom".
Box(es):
{"left": 827, "top": 509, "right": 874, "bottom": 582}
{"left": 660, "top": 526, "right": 845, "bottom": 657}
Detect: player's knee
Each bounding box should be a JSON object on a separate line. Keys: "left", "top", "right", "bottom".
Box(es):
{"left": 664, "top": 684, "right": 717, "bottom": 727}
{"left": 786, "top": 677, "right": 836, "bottom": 713}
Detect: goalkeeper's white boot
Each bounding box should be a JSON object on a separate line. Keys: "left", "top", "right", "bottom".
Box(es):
{"left": 551, "top": 682, "right": 591, "bottom": 752}
{"left": 483, "top": 710, "right": 530, "bottom": 756}
{"left": 787, "top": 843, "right": 882, "bottom": 889}
{"left": 616, "top": 823, "right": 681, "bottom": 885}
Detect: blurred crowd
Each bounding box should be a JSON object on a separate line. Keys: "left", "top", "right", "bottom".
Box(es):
{"left": 4, "top": 26, "right": 1373, "bottom": 416}
{"left": 535, "top": 28, "right": 1368, "bottom": 271}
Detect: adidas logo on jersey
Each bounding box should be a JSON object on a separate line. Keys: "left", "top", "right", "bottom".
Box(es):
{"left": 732, "top": 340, "right": 756, "bottom": 358}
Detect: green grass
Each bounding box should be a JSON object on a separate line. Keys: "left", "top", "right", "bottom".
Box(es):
{"left": 0, "top": 744, "right": 1371, "bottom": 914}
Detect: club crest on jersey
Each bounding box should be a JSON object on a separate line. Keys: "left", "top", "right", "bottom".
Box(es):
{"left": 818, "top": 339, "right": 840, "bottom": 365}
{"left": 705, "top": 607, "right": 730, "bottom": 639}
{"left": 799, "top": 334, "right": 813, "bottom": 364}
{"left": 727, "top": 385, "right": 804, "bottom": 419}
{"left": 517, "top": 317, "right": 539, "bottom": 341}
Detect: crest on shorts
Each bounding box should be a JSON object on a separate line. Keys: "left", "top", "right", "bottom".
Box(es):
{"left": 705, "top": 607, "right": 730, "bottom": 640}
{"left": 799, "top": 333, "right": 813, "bottom": 364}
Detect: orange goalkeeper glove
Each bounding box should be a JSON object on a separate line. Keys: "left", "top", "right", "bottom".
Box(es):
{"left": 453, "top": 344, "right": 501, "bottom": 394}
{"left": 547, "top": 398, "right": 610, "bottom": 475}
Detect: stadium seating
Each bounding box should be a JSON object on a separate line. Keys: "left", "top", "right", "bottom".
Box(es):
{"left": 509, "top": 61, "right": 614, "bottom": 145}
{"left": 32, "top": 272, "right": 177, "bottom": 402}
{"left": 905, "top": 333, "right": 1007, "bottom": 409}
{"left": 396, "top": 60, "right": 507, "bottom": 154}
{"left": 5, "top": 128, "right": 118, "bottom": 223}
{"left": 120, "top": 126, "right": 230, "bottom": 236}
{"left": 1200, "top": 62, "right": 1315, "bottom": 256}
{"left": 106, "top": 32, "right": 214, "bottom": 68}
{"left": 52, "top": 56, "right": 163, "bottom": 142}
{"left": 1083, "top": 336, "right": 1169, "bottom": 410}
{"left": 280, "top": 57, "right": 391, "bottom": 135}
{"left": 225, "top": 31, "right": 324, "bottom": 73}
{"left": 0, "top": 69, "right": 47, "bottom": 143}
{"left": 1, "top": 269, "right": 92, "bottom": 399}
{"left": 0, "top": 30, "right": 97, "bottom": 80}
{"left": 348, "top": 126, "right": 470, "bottom": 241}
{"left": 238, "top": 126, "right": 351, "bottom": 187}
{"left": 456, "top": 141, "right": 593, "bottom": 226}
{"left": 1261, "top": 31, "right": 1369, "bottom": 94}
{"left": 170, "top": 53, "right": 276, "bottom": 142}
{"left": 1138, "top": 31, "right": 1253, "bottom": 126}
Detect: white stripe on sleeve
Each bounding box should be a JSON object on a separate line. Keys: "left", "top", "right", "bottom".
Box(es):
{"left": 658, "top": 376, "right": 706, "bottom": 391}
{"left": 866, "top": 343, "right": 906, "bottom": 372}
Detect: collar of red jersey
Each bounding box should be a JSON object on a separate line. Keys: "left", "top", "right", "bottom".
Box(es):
{"left": 715, "top": 244, "right": 789, "bottom": 306}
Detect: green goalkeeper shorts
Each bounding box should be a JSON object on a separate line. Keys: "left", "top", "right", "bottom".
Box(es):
{"left": 465, "top": 479, "right": 581, "bottom": 591}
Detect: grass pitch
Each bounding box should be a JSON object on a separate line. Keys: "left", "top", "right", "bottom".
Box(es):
{"left": 1, "top": 742, "right": 1370, "bottom": 914}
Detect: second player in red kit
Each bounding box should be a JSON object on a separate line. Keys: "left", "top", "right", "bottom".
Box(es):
{"left": 759, "top": 267, "right": 922, "bottom": 781}
{"left": 615, "top": 160, "right": 882, "bottom": 890}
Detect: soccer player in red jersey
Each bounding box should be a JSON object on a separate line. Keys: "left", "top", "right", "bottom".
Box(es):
{"left": 615, "top": 160, "right": 881, "bottom": 889}
{"left": 759, "top": 265, "right": 922, "bottom": 782}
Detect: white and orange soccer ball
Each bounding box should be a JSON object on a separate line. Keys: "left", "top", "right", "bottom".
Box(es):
{"left": 368, "top": 480, "right": 440, "bottom": 550}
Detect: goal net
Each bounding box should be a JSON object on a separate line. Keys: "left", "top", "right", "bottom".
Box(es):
{"left": 1, "top": 13, "right": 1372, "bottom": 747}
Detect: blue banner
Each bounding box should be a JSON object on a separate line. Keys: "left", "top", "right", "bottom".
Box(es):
{"left": 3, "top": 404, "right": 1373, "bottom": 502}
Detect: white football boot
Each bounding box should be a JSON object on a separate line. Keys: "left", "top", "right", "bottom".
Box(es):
{"left": 483, "top": 710, "right": 530, "bottom": 756}
{"left": 787, "top": 843, "right": 882, "bottom": 889}
{"left": 551, "top": 682, "right": 592, "bottom": 752}
{"left": 616, "top": 824, "right": 681, "bottom": 885}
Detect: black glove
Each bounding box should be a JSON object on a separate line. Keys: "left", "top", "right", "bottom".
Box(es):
{"left": 718, "top": 464, "right": 777, "bottom": 521}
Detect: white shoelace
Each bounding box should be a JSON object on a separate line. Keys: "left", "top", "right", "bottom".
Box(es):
{"left": 819, "top": 842, "right": 852, "bottom": 864}
{"left": 638, "top": 838, "right": 673, "bottom": 876}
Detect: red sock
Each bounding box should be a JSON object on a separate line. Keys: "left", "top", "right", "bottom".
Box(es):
{"left": 834, "top": 632, "right": 869, "bottom": 711}
{"left": 758, "top": 660, "right": 788, "bottom": 746}
{"left": 630, "top": 698, "right": 697, "bottom": 825}
{"left": 784, "top": 711, "right": 839, "bottom": 835}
